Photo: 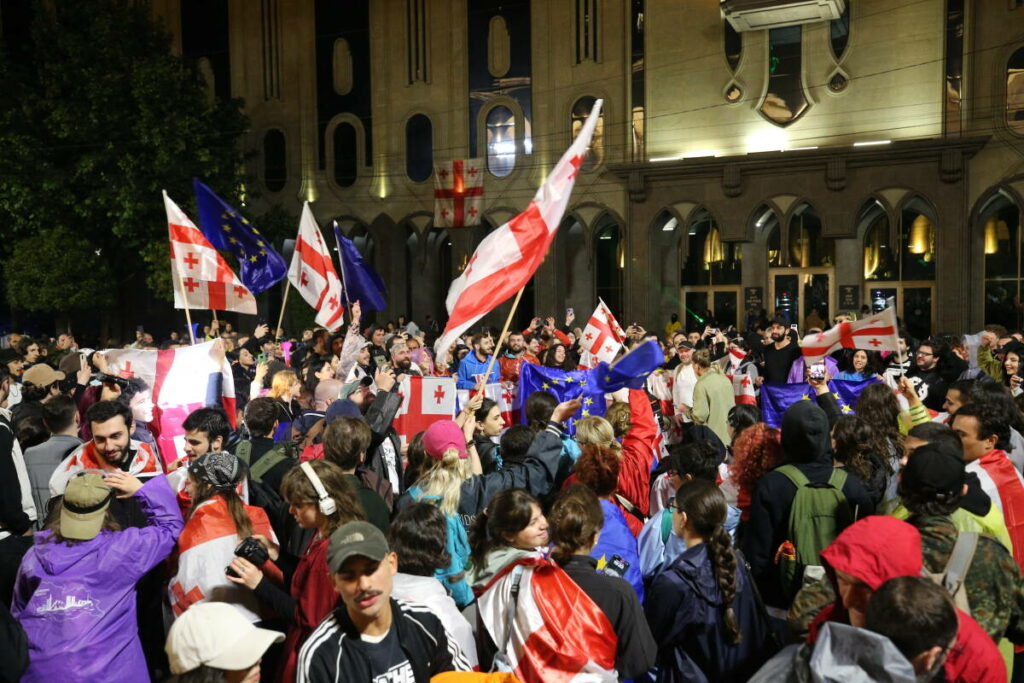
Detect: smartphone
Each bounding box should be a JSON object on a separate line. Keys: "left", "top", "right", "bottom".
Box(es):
{"left": 809, "top": 361, "right": 826, "bottom": 381}
{"left": 790, "top": 324, "right": 799, "bottom": 330}
{"left": 567, "top": 307, "right": 574, "bottom": 317}
{"left": 256, "top": 352, "right": 267, "bottom": 364}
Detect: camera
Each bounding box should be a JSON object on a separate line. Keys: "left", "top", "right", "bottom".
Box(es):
{"left": 225, "top": 537, "right": 270, "bottom": 578}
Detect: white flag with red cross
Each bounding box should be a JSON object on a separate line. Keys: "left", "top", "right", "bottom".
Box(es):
{"left": 433, "top": 100, "right": 603, "bottom": 366}
{"left": 456, "top": 382, "right": 520, "bottom": 428}
{"left": 800, "top": 306, "right": 899, "bottom": 361}
{"left": 394, "top": 375, "right": 457, "bottom": 445}
{"left": 581, "top": 298, "right": 627, "bottom": 365}
{"left": 433, "top": 158, "right": 484, "bottom": 227}
{"left": 164, "top": 192, "right": 257, "bottom": 315}
{"left": 289, "top": 202, "right": 345, "bottom": 331}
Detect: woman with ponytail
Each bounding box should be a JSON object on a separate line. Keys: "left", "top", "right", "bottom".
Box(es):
{"left": 645, "top": 479, "right": 775, "bottom": 682}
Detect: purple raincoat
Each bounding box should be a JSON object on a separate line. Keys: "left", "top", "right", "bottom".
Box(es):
{"left": 12, "top": 474, "right": 183, "bottom": 683}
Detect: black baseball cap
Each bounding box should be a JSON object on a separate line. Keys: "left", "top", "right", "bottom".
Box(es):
{"left": 902, "top": 443, "right": 965, "bottom": 500}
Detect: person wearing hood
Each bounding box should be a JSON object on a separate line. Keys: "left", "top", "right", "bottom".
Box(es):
{"left": 752, "top": 576, "right": 959, "bottom": 683}
{"left": 741, "top": 401, "right": 874, "bottom": 609}
{"left": 646, "top": 480, "right": 775, "bottom": 682}
{"left": 791, "top": 515, "right": 1005, "bottom": 683}
{"left": 12, "top": 471, "right": 183, "bottom": 683}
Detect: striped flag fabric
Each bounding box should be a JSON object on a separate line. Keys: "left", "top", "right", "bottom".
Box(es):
{"left": 433, "top": 100, "right": 603, "bottom": 365}
{"left": 475, "top": 555, "right": 618, "bottom": 682}
{"left": 800, "top": 307, "right": 899, "bottom": 361}
{"left": 164, "top": 191, "right": 257, "bottom": 315}
{"left": 101, "top": 340, "right": 238, "bottom": 466}
{"left": 289, "top": 203, "right": 345, "bottom": 331}
{"left": 581, "top": 299, "right": 627, "bottom": 365}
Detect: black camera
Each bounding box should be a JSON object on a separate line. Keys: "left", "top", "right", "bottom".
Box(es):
{"left": 225, "top": 536, "right": 270, "bottom": 578}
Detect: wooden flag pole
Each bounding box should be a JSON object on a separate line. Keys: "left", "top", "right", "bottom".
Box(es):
{"left": 276, "top": 279, "right": 291, "bottom": 339}
{"left": 176, "top": 274, "right": 195, "bottom": 345}
{"left": 483, "top": 286, "right": 526, "bottom": 384}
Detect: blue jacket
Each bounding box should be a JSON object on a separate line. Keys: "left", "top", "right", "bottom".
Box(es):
{"left": 638, "top": 505, "right": 741, "bottom": 580}
{"left": 592, "top": 499, "right": 644, "bottom": 601}
{"left": 645, "top": 543, "right": 773, "bottom": 682}
{"left": 455, "top": 352, "right": 500, "bottom": 389}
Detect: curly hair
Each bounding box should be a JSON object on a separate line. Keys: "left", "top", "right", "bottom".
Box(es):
{"left": 279, "top": 460, "right": 365, "bottom": 536}
{"left": 728, "top": 423, "right": 782, "bottom": 493}
{"left": 573, "top": 444, "right": 621, "bottom": 497}
{"left": 854, "top": 382, "right": 903, "bottom": 452}
{"left": 604, "top": 401, "right": 631, "bottom": 438}
{"left": 388, "top": 502, "right": 451, "bottom": 576}
{"left": 675, "top": 480, "right": 741, "bottom": 644}
{"left": 831, "top": 415, "right": 893, "bottom": 483}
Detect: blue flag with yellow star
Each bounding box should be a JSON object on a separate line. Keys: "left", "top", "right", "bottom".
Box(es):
{"left": 519, "top": 363, "right": 607, "bottom": 436}
{"left": 593, "top": 340, "right": 664, "bottom": 393}
{"left": 760, "top": 377, "right": 880, "bottom": 428}
{"left": 193, "top": 179, "right": 287, "bottom": 294}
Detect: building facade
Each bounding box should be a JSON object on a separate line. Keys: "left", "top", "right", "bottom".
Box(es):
{"left": 153, "top": 0, "right": 1024, "bottom": 335}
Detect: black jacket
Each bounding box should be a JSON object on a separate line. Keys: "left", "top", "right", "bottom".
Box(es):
{"left": 296, "top": 598, "right": 472, "bottom": 682}
{"left": 740, "top": 401, "right": 874, "bottom": 608}
{"left": 560, "top": 555, "right": 657, "bottom": 679}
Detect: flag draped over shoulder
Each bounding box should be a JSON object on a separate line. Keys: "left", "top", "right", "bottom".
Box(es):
{"left": 103, "top": 340, "right": 237, "bottom": 466}
{"left": 800, "top": 307, "right": 898, "bottom": 361}
{"left": 333, "top": 222, "right": 388, "bottom": 312}
{"left": 476, "top": 557, "right": 618, "bottom": 682}
{"left": 759, "top": 377, "right": 879, "bottom": 428}
{"left": 394, "top": 376, "right": 457, "bottom": 445}
{"left": 434, "top": 99, "right": 604, "bottom": 365}
{"left": 192, "top": 179, "right": 287, "bottom": 294}
{"left": 164, "top": 192, "right": 257, "bottom": 315}
{"left": 289, "top": 203, "right": 345, "bottom": 331}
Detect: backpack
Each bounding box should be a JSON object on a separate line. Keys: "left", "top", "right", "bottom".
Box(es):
{"left": 776, "top": 465, "right": 850, "bottom": 600}
{"left": 236, "top": 439, "right": 300, "bottom": 484}
{"left": 926, "top": 531, "right": 978, "bottom": 615}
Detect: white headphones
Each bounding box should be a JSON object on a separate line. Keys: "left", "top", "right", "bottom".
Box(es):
{"left": 300, "top": 462, "right": 337, "bottom": 516}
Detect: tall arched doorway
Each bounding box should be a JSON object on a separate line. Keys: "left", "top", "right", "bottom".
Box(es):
{"left": 763, "top": 202, "right": 835, "bottom": 328}
{"left": 681, "top": 208, "right": 741, "bottom": 331}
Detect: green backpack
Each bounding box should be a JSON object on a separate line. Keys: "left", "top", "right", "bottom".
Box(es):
{"left": 776, "top": 464, "right": 850, "bottom": 600}
{"left": 235, "top": 440, "right": 300, "bottom": 483}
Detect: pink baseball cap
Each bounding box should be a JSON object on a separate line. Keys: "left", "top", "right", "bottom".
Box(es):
{"left": 422, "top": 420, "right": 469, "bottom": 460}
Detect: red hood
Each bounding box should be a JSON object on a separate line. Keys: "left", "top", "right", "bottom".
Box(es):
{"left": 821, "top": 515, "right": 921, "bottom": 590}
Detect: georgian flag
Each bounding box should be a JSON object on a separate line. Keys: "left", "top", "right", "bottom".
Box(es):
{"left": 456, "top": 382, "right": 519, "bottom": 427}
{"left": 100, "top": 340, "right": 238, "bottom": 466}
{"left": 800, "top": 306, "right": 899, "bottom": 361}
{"left": 289, "top": 203, "right": 345, "bottom": 331}
{"left": 434, "top": 158, "right": 484, "bottom": 227}
{"left": 581, "top": 299, "right": 627, "bottom": 365}
{"left": 394, "top": 376, "right": 457, "bottom": 445}
{"left": 434, "top": 100, "right": 604, "bottom": 365}
{"left": 169, "top": 498, "right": 280, "bottom": 620}
{"left": 164, "top": 192, "right": 257, "bottom": 315}
{"left": 476, "top": 555, "right": 619, "bottom": 682}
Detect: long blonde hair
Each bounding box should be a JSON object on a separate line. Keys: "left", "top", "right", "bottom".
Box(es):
{"left": 413, "top": 449, "right": 474, "bottom": 515}
{"left": 270, "top": 370, "right": 298, "bottom": 399}
{"left": 575, "top": 416, "right": 622, "bottom": 456}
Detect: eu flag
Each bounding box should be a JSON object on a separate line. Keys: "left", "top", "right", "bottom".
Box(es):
{"left": 760, "top": 377, "right": 879, "bottom": 428}
{"left": 519, "top": 363, "right": 606, "bottom": 436}
{"left": 593, "top": 340, "right": 664, "bottom": 393}
{"left": 192, "top": 179, "right": 287, "bottom": 294}
{"left": 333, "top": 222, "right": 388, "bottom": 311}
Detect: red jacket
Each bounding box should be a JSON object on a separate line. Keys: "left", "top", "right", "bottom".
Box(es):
{"left": 618, "top": 389, "right": 657, "bottom": 519}
{"left": 280, "top": 536, "right": 339, "bottom": 683}
{"left": 808, "top": 515, "right": 1005, "bottom": 683}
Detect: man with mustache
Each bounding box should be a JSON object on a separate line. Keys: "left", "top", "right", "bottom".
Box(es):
{"left": 297, "top": 521, "right": 472, "bottom": 681}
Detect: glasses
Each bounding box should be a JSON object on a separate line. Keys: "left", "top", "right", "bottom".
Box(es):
{"left": 666, "top": 501, "right": 678, "bottom": 512}
{"left": 916, "top": 351, "right": 934, "bottom": 357}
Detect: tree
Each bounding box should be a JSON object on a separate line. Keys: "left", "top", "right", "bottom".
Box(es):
{"left": 0, "top": 0, "right": 249, "bottom": 321}
{"left": 4, "top": 228, "right": 116, "bottom": 313}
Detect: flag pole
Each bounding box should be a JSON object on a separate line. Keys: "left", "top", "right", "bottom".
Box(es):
{"left": 276, "top": 279, "right": 291, "bottom": 339}
{"left": 483, "top": 286, "right": 526, "bottom": 383}
{"left": 176, "top": 274, "right": 195, "bottom": 345}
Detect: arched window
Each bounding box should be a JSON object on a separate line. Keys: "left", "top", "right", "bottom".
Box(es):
{"left": 759, "top": 26, "right": 809, "bottom": 125}
{"left": 571, "top": 96, "right": 604, "bottom": 172}
{"left": 485, "top": 105, "right": 516, "bottom": 177}
{"left": 333, "top": 122, "right": 358, "bottom": 187}
{"left": 755, "top": 206, "right": 784, "bottom": 267}
{"left": 1008, "top": 47, "right": 1024, "bottom": 136}
{"left": 830, "top": 0, "right": 850, "bottom": 61}
{"left": 787, "top": 203, "right": 833, "bottom": 268}
{"left": 861, "top": 200, "right": 895, "bottom": 281}
{"left": 556, "top": 216, "right": 588, "bottom": 310}
{"left": 348, "top": 224, "right": 375, "bottom": 263}
{"left": 593, "top": 215, "right": 623, "bottom": 314}
{"left": 404, "top": 227, "right": 420, "bottom": 318}
{"left": 263, "top": 129, "right": 287, "bottom": 192}
{"left": 681, "top": 210, "right": 740, "bottom": 287}
{"left": 981, "top": 191, "right": 1023, "bottom": 329}
{"left": 405, "top": 114, "right": 433, "bottom": 182}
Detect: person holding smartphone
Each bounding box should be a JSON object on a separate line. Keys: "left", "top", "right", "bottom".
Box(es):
{"left": 758, "top": 317, "right": 802, "bottom": 384}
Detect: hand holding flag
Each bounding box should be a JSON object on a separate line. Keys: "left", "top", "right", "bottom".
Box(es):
{"left": 333, "top": 222, "right": 388, "bottom": 312}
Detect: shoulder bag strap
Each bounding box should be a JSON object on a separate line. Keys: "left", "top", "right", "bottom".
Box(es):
{"left": 944, "top": 531, "right": 979, "bottom": 596}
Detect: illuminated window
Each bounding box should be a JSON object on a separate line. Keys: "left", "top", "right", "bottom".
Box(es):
{"left": 263, "top": 129, "right": 286, "bottom": 192}
{"left": 682, "top": 210, "right": 740, "bottom": 287}
{"left": 981, "top": 191, "right": 1023, "bottom": 329}
{"left": 570, "top": 96, "right": 604, "bottom": 172}
{"left": 759, "top": 26, "right": 809, "bottom": 126}
{"left": 486, "top": 105, "right": 516, "bottom": 177}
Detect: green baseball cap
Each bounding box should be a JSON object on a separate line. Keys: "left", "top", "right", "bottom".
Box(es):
{"left": 61, "top": 472, "right": 113, "bottom": 540}
{"left": 327, "top": 521, "right": 389, "bottom": 573}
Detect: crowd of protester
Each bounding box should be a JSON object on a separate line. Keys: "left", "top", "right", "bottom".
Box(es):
{"left": 1, "top": 303, "right": 1024, "bottom": 682}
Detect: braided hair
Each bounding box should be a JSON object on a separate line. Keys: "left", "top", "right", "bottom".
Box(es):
{"left": 675, "top": 479, "right": 742, "bottom": 644}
